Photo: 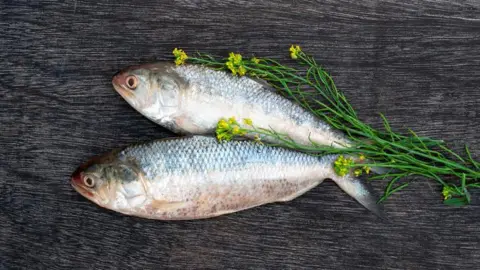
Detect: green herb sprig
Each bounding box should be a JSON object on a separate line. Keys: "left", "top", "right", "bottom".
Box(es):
{"left": 172, "top": 47, "right": 480, "bottom": 205}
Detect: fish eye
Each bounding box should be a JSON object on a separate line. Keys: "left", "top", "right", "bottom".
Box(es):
{"left": 83, "top": 176, "right": 95, "bottom": 188}
{"left": 126, "top": 75, "right": 138, "bottom": 90}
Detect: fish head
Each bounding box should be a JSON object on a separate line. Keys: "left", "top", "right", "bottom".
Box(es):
{"left": 71, "top": 153, "right": 147, "bottom": 213}
{"left": 112, "top": 62, "right": 184, "bottom": 120}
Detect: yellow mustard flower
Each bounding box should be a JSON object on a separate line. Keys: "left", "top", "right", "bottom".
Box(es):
{"left": 363, "top": 166, "right": 371, "bottom": 174}
{"left": 238, "top": 66, "right": 246, "bottom": 76}
{"left": 218, "top": 119, "right": 229, "bottom": 129}
{"left": 225, "top": 52, "right": 247, "bottom": 76}
{"left": 354, "top": 169, "right": 362, "bottom": 177}
{"left": 228, "top": 116, "right": 237, "bottom": 125}
{"left": 232, "top": 126, "right": 240, "bottom": 135}
{"left": 243, "top": 118, "right": 253, "bottom": 126}
{"left": 289, "top": 45, "right": 302, "bottom": 59}
{"left": 231, "top": 52, "right": 242, "bottom": 65}
{"left": 442, "top": 186, "right": 453, "bottom": 200}
{"left": 216, "top": 118, "right": 232, "bottom": 142}
{"left": 226, "top": 61, "right": 236, "bottom": 75}
{"left": 359, "top": 154, "right": 366, "bottom": 161}
{"left": 334, "top": 155, "right": 355, "bottom": 177}
{"left": 251, "top": 57, "right": 260, "bottom": 64}
{"left": 173, "top": 48, "right": 188, "bottom": 66}
{"left": 215, "top": 116, "right": 250, "bottom": 142}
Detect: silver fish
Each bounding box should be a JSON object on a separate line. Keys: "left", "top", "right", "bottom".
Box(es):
{"left": 71, "top": 136, "right": 380, "bottom": 220}
{"left": 112, "top": 63, "right": 350, "bottom": 148}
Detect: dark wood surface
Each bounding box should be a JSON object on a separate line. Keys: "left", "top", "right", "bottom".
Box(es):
{"left": 1, "top": 1, "right": 479, "bottom": 269}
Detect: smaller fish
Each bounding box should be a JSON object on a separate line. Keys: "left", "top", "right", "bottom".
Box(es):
{"left": 71, "top": 136, "right": 382, "bottom": 220}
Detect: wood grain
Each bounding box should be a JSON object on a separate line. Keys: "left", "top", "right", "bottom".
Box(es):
{"left": 1, "top": 0, "right": 479, "bottom": 269}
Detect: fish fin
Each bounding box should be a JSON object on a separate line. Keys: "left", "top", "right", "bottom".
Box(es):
{"left": 330, "top": 174, "right": 385, "bottom": 218}
{"left": 252, "top": 77, "right": 277, "bottom": 92}
{"left": 149, "top": 199, "right": 189, "bottom": 211}
{"left": 277, "top": 180, "right": 321, "bottom": 202}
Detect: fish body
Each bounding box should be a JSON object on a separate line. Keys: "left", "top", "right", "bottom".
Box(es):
{"left": 112, "top": 63, "right": 350, "bottom": 148}
{"left": 71, "top": 136, "right": 379, "bottom": 220}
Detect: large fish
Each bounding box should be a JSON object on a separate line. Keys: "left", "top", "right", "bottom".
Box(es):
{"left": 71, "top": 136, "right": 380, "bottom": 220}
{"left": 112, "top": 63, "right": 350, "bottom": 148}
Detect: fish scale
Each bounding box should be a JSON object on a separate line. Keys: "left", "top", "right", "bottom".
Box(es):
{"left": 175, "top": 65, "right": 317, "bottom": 125}
{"left": 120, "top": 136, "right": 320, "bottom": 180}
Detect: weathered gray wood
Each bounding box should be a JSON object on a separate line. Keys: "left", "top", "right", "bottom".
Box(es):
{"left": 1, "top": 0, "right": 479, "bottom": 269}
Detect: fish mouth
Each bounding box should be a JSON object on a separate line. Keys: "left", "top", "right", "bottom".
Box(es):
{"left": 112, "top": 74, "right": 135, "bottom": 100}
{"left": 70, "top": 169, "right": 95, "bottom": 198}
{"left": 71, "top": 181, "right": 108, "bottom": 207}
{"left": 112, "top": 83, "right": 133, "bottom": 99}
{"left": 71, "top": 180, "right": 94, "bottom": 198}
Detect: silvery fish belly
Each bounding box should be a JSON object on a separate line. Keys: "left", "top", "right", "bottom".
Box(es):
{"left": 71, "top": 136, "right": 380, "bottom": 220}
{"left": 112, "top": 63, "right": 350, "bottom": 148}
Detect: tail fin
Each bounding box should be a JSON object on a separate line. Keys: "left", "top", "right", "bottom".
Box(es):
{"left": 330, "top": 174, "right": 384, "bottom": 218}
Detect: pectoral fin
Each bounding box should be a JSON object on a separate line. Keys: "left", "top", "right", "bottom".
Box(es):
{"left": 149, "top": 199, "right": 189, "bottom": 211}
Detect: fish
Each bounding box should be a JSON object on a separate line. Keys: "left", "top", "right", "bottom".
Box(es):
{"left": 112, "top": 63, "right": 350, "bottom": 148}
{"left": 71, "top": 136, "right": 381, "bottom": 220}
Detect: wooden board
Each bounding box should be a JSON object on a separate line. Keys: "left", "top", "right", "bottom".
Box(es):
{"left": 1, "top": 1, "right": 479, "bottom": 269}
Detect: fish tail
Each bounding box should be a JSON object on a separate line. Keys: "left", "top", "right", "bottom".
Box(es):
{"left": 329, "top": 173, "right": 385, "bottom": 218}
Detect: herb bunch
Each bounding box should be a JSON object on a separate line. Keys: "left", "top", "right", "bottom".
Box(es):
{"left": 172, "top": 47, "right": 480, "bottom": 206}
